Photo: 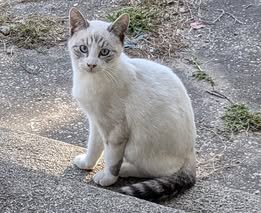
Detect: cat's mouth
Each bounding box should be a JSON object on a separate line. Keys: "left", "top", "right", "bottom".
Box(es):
{"left": 87, "top": 69, "right": 96, "bottom": 73}
{"left": 85, "top": 68, "right": 98, "bottom": 73}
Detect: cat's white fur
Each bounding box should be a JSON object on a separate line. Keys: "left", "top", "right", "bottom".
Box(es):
{"left": 69, "top": 9, "right": 196, "bottom": 187}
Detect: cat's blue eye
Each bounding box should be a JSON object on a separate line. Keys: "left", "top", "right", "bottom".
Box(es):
{"left": 99, "top": 49, "right": 110, "bottom": 57}
{"left": 79, "top": 45, "right": 88, "bottom": 54}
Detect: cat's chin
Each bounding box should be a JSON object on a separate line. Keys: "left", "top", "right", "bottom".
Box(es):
{"left": 86, "top": 69, "right": 97, "bottom": 73}
{"left": 79, "top": 68, "right": 98, "bottom": 74}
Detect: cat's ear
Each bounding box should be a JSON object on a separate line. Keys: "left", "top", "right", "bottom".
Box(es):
{"left": 69, "top": 7, "right": 89, "bottom": 36}
{"left": 108, "top": 13, "right": 129, "bottom": 44}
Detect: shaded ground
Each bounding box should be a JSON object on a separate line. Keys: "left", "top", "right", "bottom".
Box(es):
{"left": 1, "top": 128, "right": 260, "bottom": 213}
{"left": 0, "top": 0, "right": 260, "bottom": 211}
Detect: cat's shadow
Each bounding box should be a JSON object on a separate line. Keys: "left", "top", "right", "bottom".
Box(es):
{"left": 62, "top": 165, "right": 149, "bottom": 191}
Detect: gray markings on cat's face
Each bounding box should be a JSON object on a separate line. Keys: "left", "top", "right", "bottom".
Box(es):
{"left": 68, "top": 20, "right": 125, "bottom": 72}
{"left": 84, "top": 34, "right": 109, "bottom": 49}
{"left": 73, "top": 33, "right": 116, "bottom": 63}
{"left": 103, "top": 54, "right": 114, "bottom": 63}
{"left": 93, "top": 34, "right": 103, "bottom": 45}
{"left": 72, "top": 45, "right": 83, "bottom": 58}
{"left": 109, "top": 159, "right": 123, "bottom": 176}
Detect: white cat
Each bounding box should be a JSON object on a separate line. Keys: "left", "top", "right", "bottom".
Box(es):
{"left": 68, "top": 8, "right": 196, "bottom": 202}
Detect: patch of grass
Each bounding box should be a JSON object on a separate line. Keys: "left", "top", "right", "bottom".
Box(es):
{"left": 1, "top": 15, "right": 65, "bottom": 49}
{"left": 223, "top": 103, "right": 261, "bottom": 133}
{"left": 107, "top": 6, "right": 155, "bottom": 35}
{"left": 106, "top": 0, "right": 193, "bottom": 58}
{"left": 191, "top": 58, "right": 215, "bottom": 87}
{"left": 192, "top": 71, "right": 215, "bottom": 87}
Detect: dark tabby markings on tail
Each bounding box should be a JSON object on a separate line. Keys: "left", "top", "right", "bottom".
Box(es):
{"left": 118, "top": 169, "right": 195, "bottom": 202}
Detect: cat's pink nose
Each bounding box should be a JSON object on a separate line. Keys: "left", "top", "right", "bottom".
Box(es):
{"left": 87, "top": 64, "right": 97, "bottom": 69}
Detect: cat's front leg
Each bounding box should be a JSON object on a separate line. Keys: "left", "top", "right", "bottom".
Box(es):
{"left": 93, "top": 124, "right": 128, "bottom": 186}
{"left": 74, "top": 121, "right": 104, "bottom": 170}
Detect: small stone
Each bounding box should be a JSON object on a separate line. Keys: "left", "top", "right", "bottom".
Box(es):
{"left": 164, "top": 13, "right": 170, "bottom": 20}
{"left": 179, "top": 7, "right": 186, "bottom": 13}
{"left": 6, "top": 48, "right": 14, "bottom": 55}
{"left": 0, "top": 26, "right": 10, "bottom": 36}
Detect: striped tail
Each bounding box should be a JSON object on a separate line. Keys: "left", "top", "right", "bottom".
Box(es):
{"left": 118, "top": 169, "right": 196, "bottom": 202}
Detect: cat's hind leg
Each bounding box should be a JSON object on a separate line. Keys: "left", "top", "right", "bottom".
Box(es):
{"left": 74, "top": 122, "right": 104, "bottom": 170}
{"left": 119, "top": 161, "right": 149, "bottom": 178}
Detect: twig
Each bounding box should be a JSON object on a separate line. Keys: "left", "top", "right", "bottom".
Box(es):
{"left": 206, "top": 27, "right": 212, "bottom": 40}
{"left": 191, "top": 57, "right": 203, "bottom": 72}
{"left": 212, "top": 9, "right": 225, "bottom": 24}
{"left": 201, "top": 9, "right": 244, "bottom": 25}
{"left": 20, "top": 63, "right": 40, "bottom": 75}
{"left": 206, "top": 90, "right": 234, "bottom": 104}
{"left": 184, "top": 0, "right": 194, "bottom": 20}
{"left": 3, "top": 42, "right": 7, "bottom": 52}
{"left": 196, "top": 0, "right": 202, "bottom": 17}
{"left": 244, "top": 4, "right": 253, "bottom": 9}
{"left": 223, "top": 10, "right": 244, "bottom": 24}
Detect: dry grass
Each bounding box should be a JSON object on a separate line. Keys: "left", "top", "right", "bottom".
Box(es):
{"left": 196, "top": 102, "right": 261, "bottom": 179}
{"left": 195, "top": 126, "right": 227, "bottom": 179}
{"left": 108, "top": 0, "right": 197, "bottom": 58}
{"left": 197, "top": 153, "right": 224, "bottom": 179}
{"left": 0, "top": 14, "right": 66, "bottom": 49}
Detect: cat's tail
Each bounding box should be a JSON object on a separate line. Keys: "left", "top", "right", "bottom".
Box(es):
{"left": 118, "top": 168, "right": 196, "bottom": 202}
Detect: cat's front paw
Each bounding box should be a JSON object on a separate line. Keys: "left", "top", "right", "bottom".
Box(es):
{"left": 73, "top": 154, "right": 95, "bottom": 170}
{"left": 93, "top": 170, "right": 118, "bottom": 186}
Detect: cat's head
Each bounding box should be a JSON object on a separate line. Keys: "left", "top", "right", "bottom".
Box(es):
{"left": 68, "top": 8, "right": 129, "bottom": 73}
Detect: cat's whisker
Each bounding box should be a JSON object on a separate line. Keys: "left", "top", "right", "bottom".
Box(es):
{"left": 103, "top": 71, "right": 115, "bottom": 86}
{"left": 104, "top": 70, "right": 120, "bottom": 87}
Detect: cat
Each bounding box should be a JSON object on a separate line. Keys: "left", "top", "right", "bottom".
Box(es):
{"left": 68, "top": 7, "right": 196, "bottom": 202}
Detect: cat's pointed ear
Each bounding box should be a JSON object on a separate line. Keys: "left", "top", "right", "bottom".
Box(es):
{"left": 69, "top": 7, "right": 89, "bottom": 36}
{"left": 108, "top": 13, "right": 129, "bottom": 44}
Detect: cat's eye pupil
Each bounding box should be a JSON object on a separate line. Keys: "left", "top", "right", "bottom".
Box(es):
{"left": 79, "top": 45, "right": 88, "bottom": 53}
{"left": 100, "top": 49, "right": 110, "bottom": 56}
